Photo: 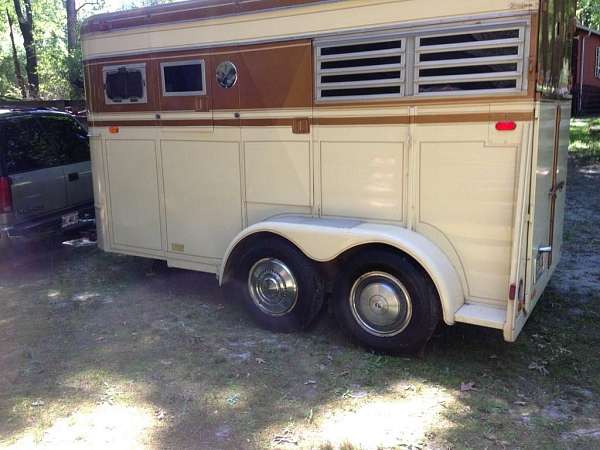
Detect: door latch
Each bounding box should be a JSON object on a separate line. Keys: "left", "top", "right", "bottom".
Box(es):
{"left": 549, "top": 181, "right": 565, "bottom": 198}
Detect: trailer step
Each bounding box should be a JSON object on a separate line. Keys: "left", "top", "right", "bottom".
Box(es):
{"left": 454, "top": 304, "right": 506, "bottom": 330}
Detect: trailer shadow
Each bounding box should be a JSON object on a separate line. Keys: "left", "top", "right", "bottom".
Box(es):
{"left": 1, "top": 158, "right": 599, "bottom": 449}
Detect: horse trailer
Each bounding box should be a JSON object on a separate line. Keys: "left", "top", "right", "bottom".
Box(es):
{"left": 81, "top": 0, "right": 575, "bottom": 352}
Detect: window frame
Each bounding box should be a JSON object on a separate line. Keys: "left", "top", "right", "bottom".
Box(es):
{"left": 313, "top": 18, "right": 530, "bottom": 103}
{"left": 314, "top": 31, "right": 406, "bottom": 102}
{"left": 103, "top": 62, "right": 148, "bottom": 105}
{"left": 160, "top": 59, "right": 207, "bottom": 97}
{"left": 414, "top": 25, "right": 527, "bottom": 97}
{"left": 595, "top": 47, "right": 600, "bottom": 79}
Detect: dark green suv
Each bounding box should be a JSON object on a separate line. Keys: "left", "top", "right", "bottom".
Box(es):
{"left": 0, "top": 109, "right": 94, "bottom": 248}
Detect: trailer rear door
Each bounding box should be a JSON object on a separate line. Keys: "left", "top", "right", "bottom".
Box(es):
{"left": 529, "top": 102, "right": 569, "bottom": 311}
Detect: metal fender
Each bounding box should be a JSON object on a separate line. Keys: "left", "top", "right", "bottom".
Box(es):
{"left": 219, "top": 215, "right": 464, "bottom": 325}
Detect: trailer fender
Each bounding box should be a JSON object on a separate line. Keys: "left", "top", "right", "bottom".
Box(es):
{"left": 219, "top": 215, "right": 464, "bottom": 325}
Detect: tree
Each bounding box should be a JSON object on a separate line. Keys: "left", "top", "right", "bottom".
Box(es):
{"left": 12, "top": 0, "right": 38, "bottom": 97}
{"left": 65, "top": 0, "right": 83, "bottom": 98}
{"left": 66, "top": 0, "right": 77, "bottom": 51}
{"left": 6, "top": 8, "right": 26, "bottom": 97}
{"left": 0, "top": 0, "right": 174, "bottom": 100}
{"left": 578, "top": 0, "right": 600, "bottom": 30}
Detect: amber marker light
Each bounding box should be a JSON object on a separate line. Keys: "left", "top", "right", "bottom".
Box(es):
{"left": 108, "top": 126, "right": 120, "bottom": 134}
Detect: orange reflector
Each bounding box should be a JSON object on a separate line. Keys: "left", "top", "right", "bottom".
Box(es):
{"left": 495, "top": 121, "right": 517, "bottom": 131}
{"left": 109, "top": 126, "right": 119, "bottom": 134}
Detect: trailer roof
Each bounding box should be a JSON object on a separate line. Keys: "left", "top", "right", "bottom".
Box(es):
{"left": 81, "top": 0, "right": 336, "bottom": 35}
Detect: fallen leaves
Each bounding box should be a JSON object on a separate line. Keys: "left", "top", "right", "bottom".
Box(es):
{"left": 226, "top": 393, "right": 240, "bottom": 406}
{"left": 305, "top": 408, "right": 314, "bottom": 423}
{"left": 528, "top": 361, "right": 549, "bottom": 376}
{"left": 155, "top": 408, "right": 166, "bottom": 421}
{"left": 460, "top": 382, "right": 477, "bottom": 392}
{"left": 272, "top": 428, "right": 298, "bottom": 445}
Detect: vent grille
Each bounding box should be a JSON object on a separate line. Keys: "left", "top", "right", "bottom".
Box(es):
{"left": 316, "top": 36, "right": 405, "bottom": 101}
{"left": 415, "top": 27, "right": 525, "bottom": 95}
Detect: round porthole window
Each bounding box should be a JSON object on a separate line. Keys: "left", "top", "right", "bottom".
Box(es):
{"left": 216, "top": 61, "right": 238, "bottom": 89}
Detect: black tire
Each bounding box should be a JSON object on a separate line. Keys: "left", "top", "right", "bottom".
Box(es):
{"left": 333, "top": 248, "right": 441, "bottom": 354}
{"left": 228, "top": 237, "right": 325, "bottom": 332}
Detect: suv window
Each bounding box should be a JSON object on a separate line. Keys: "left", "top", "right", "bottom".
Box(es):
{"left": 38, "top": 115, "right": 90, "bottom": 164}
{"left": 2, "top": 116, "right": 64, "bottom": 175}
{"left": 0, "top": 114, "right": 89, "bottom": 175}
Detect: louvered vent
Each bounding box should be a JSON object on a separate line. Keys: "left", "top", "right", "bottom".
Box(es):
{"left": 315, "top": 36, "right": 405, "bottom": 100}
{"left": 415, "top": 27, "right": 525, "bottom": 95}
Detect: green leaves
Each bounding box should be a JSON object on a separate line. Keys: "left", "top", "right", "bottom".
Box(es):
{"left": 578, "top": 0, "right": 600, "bottom": 30}
{"left": 0, "top": 0, "right": 174, "bottom": 100}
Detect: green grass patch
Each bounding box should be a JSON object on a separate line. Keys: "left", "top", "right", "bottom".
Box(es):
{"left": 570, "top": 118, "right": 600, "bottom": 162}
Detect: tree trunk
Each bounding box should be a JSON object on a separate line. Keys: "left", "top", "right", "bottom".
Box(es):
{"left": 65, "top": 0, "right": 84, "bottom": 98}
{"left": 6, "top": 9, "right": 27, "bottom": 98}
{"left": 66, "top": 0, "right": 77, "bottom": 51}
{"left": 13, "top": 0, "right": 39, "bottom": 98}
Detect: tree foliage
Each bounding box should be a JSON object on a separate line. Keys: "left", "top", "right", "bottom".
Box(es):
{"left": 578, "top": 0, "right": 600, "bottom": 29}
{"left": 0, "top": 0, "right": 175, "bottom": 100}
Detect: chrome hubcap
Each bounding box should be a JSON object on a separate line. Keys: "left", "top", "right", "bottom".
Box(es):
{"left": 248, "top": 258, "right": 298, "bottom": 316}
{"left": 350, "top": 271, "right": 412, "bottom": 337}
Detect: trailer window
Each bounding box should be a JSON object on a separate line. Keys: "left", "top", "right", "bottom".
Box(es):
{"left": 103, "top": 63, "right": 147, "bottom": 104}
{"left": 161, "top": 60, "right": 206, "bottom": 96}
{"left": 315, "top": 35, "right": 405, "bottom": 101}
{"left": 415, "top": 27, "right": 525, "bottom": 95}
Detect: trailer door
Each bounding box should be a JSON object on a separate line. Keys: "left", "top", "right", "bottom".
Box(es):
{"left": 529, "top": 103, "right": 569, "bottom": 310}
{"left": 160, "top": 49, "right": 244, "bottom": 261}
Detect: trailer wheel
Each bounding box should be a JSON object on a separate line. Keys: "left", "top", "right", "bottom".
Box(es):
{"left": 333, "top": 248, "right": 441, "bottom": 354}
{"left": 229, "top": 237, "right": 325, "bottom": 332}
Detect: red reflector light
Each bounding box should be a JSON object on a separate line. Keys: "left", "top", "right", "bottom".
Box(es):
{"left": 495, "top": 121, "right": 517, "bottom": 131}
{"left": 0, "top": 177, "right": 12, "bottom": 214}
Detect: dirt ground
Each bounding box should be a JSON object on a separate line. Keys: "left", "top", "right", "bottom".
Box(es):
{"left": 1, "top": 128, "right": 599, "bottom": 449}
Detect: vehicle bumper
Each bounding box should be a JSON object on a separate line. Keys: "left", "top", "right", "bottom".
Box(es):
{"left": 1, "top": 204, "right": 95, "bottom": 244}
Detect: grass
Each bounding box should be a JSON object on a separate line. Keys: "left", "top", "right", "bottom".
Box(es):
{"left": 0, "top": 122, "right": 599, "bottom": 449}
{"left": 569, "top": 118, "right": 600, "bottom": 162}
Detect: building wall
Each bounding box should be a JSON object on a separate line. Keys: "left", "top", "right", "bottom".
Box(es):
{"left": 573, "top": 29, "right": 600, "bottom": 116}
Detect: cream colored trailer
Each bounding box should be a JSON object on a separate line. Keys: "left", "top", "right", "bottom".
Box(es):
{"left": 81, "top": 0, "right": 575, "bottom": 352}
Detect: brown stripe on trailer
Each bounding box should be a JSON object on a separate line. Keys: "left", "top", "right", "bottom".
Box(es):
{"left": 314, "top": 116, "right": 411, "bottom": 126}
{"left": 89, "top": 111, "right": 534, "bottom": 129}
{"left": 412, "top": 112, "right": 534, "bottom": 124}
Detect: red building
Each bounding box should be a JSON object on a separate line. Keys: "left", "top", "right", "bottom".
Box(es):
{"left": 573, "top": 25, "right": 600, "bottom": 116}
